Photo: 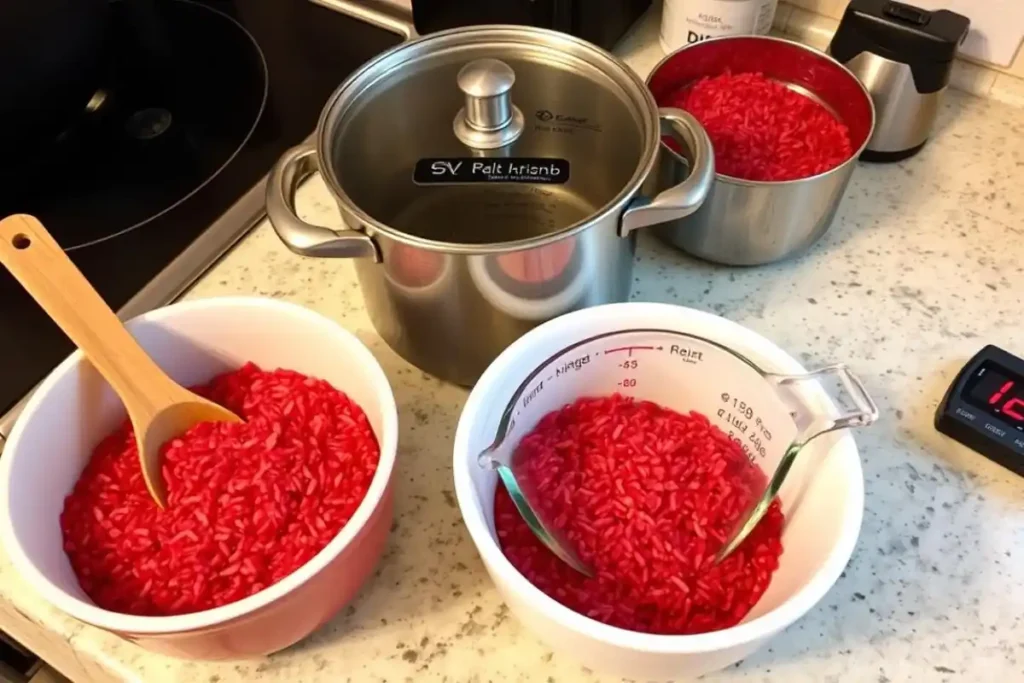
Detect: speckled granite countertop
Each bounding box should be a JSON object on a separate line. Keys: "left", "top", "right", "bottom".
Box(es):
{"left": 3, "top": 11, "right": 1024, "bottom": 683}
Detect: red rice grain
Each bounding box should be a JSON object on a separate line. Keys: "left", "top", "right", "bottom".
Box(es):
{"left": 494, "top": 394, "right": 784, "bottom": 635}
{"left": 60, "top": 363, "right": 380, "bottom": 616}
{"left": 665, "top": 72, "right": 852, "bottom": 182}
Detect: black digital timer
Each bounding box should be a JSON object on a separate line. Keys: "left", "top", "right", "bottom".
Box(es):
{"left": 936, "top": 345, "right": 1024, "bottom": 477}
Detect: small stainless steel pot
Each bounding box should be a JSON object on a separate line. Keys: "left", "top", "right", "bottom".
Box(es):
{"left": 266, "top": 25, "right": 714, "bottom": 385}
{"left": 646, "top": 36, "right": 875, "bottom": 266}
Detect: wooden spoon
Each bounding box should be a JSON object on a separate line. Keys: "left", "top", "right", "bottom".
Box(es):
{"left": 0, "top": 214, "right": 242, "bottom": 508}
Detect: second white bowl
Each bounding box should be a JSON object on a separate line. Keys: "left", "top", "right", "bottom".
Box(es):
{"left": 453, "top": 302, "right": 864, "bottom": 679}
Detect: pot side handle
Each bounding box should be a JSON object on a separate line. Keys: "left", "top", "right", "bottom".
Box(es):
{"left": 266, "top": 143, "right": 380, "bottom": 261}
{"left": 619, "top": 108, "right": 715, "bottom": 237}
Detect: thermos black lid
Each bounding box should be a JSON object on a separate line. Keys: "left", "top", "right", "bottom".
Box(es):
{"left": 830, "top": 0, "right": 970, "bottom": 93}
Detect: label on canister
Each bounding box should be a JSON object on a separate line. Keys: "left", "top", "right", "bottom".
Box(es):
{"left": 661, "top": 0, "right": 777, "bottom": 51}
{"left": 413, "top": 158, "right": 571, "bottom": 185}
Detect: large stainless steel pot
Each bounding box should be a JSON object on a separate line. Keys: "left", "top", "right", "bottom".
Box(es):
{"left": 646, "top": 36, "right": 876, "bottom": 266}
{"left": 266, "top": 25, "right": 714, "bottom": 385}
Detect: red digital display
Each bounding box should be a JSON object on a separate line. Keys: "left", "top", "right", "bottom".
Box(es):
{"left": 969, "top": 362, "right": 1024, "bottom": 423}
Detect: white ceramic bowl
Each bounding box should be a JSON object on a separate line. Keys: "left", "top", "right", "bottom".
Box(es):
{"left": 453, "top": 302, "right": 864, "bottom": 680}
{"left": 0, "top": 297, "right": 399, "bottom": 659}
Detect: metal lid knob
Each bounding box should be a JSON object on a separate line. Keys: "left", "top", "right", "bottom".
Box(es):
{"left": 454, "top": 58, "right": 525, "bottom": 150}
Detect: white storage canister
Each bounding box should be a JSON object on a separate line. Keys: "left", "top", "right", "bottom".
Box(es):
{"left": 661, "top": 0, "right": 778, "bottom": 52}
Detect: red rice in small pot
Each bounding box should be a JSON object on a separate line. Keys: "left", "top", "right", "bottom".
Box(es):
{"left": 664, "top": 72, "right": 853, "bottom": 182}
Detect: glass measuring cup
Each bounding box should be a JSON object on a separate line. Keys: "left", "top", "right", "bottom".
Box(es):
{"left": 477, "top": 328, "right": 878, "bottom": 575}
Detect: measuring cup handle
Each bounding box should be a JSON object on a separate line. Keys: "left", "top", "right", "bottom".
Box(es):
{"left": 716, "top": 365, "right": 877, "bottom": 562}
{"left": 768, "top": 364, "right": 879, "bottom": 445}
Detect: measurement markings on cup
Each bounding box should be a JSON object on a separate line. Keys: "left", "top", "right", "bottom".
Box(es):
{"left": 603, "top": 345, "right": 660, "bottom": 388}
{"left": 520, "top": 333, "right": 717, "bottom": 412}
{"left": 601, "top": 344, "right": 707, "bottom": 387}
{"left": 719, "top": 392, "right": 774, "bottom": 461}
{"left": 604, "top": 344, "right": 661, "bottom": 357}
{"left": 510, "top": 331, "right": 789, "bottom": 470}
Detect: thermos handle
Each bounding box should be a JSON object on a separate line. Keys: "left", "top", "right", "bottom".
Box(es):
{"left": 265, "top": 143, "right": 381, "bottom": 261}
{"left": 619, "top": 108, "right": 715, "bottom": 237}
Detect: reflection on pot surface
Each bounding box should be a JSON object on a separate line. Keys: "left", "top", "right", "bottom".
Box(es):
{"left": 469, "top": 238, "right": 587, "bottom": 322}
{"left": 361, "top": 230, "right": 624, "bottom": 386}
{"left": 385, "top": 241, "right": 449, "bottom": 290}
{"left": 494, "top": 239, "right": 576, "bottom": 284}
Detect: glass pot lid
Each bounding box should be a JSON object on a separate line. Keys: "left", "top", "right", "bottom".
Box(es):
{"left": 318, "top": 25, "right": 660, "bottom": 249}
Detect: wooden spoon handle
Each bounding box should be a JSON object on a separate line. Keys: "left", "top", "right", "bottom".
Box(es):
{"left": 0, "top": 214, "right": 175, "bottom": 417}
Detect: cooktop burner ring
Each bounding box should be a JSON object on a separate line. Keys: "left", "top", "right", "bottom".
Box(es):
{"left": 0, "top": 0, "right": 271, "bottom": 252}
{"left": 65, "top": 0, "right": 270, "bottom": 251}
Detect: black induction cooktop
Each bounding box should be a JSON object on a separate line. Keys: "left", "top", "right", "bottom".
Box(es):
{"left": 0, "top": 0, "right": 403, "bottom": 435}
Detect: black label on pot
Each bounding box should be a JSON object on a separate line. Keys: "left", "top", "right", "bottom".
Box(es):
{"left": 413, "top": 158, "right": 570, "bottom": 185}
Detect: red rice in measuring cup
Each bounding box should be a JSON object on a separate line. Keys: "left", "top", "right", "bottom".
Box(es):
{"left": 495, "top": 394, "right": 784, "bottom": 635}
